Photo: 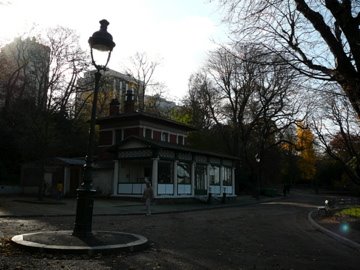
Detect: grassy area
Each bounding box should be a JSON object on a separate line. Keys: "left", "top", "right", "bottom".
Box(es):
{"left": 335, "top": 206, "right": 360, "bottom": 219}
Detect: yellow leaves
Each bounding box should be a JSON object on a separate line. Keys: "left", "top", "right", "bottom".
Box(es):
{"left": 77, "top": 89, "right": 116, "bottom": 119}
{"left": 296, "top": 123, "right": 317, "bottom": 181}
{"left": 296, "top": 123, "right": 314, "bottom": 151}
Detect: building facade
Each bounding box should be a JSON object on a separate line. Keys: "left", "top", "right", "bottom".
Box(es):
{"left": 93, "top": 92, "right": 237, "bottom": 199}
{"left": 76, "top": 69, "right": 143, "bottom": 118}
{"left": 0, "top": 37, "right": 50, "bottom": 109}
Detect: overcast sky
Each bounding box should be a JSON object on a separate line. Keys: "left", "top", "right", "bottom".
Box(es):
{"left": 0, "top": 0, "right": 229, "bottom": 102}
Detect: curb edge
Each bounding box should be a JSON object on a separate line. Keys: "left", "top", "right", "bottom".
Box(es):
{"left": 308, "top": 210, "right": 360, "bottom": 252}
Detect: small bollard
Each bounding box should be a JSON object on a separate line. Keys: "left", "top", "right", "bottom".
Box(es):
{"left": 221, "top": 192, "right": 226, "bottom": 204}
{"left": 207, "top": 192, "right": 212, "bottom": 204}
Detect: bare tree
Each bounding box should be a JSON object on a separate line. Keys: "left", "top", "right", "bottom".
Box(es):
{"left": 0, "top": 27, "right": 89, "bottom": 115}
{"left": 187, "top": 44, "right": 304, "bottom": 192}
{"left": 126, "top": 52, "right": 160, "bottom": 111}
{"left": 44, "top": 26, "right": 90, "bottom": 114}
{"left": 312, "top": 88, "right": 360, "bottom": 185}
{"left": 186, "top": 71, "right": 220, "bottom": 129}
{"left": 217, "top": 0, "right": 360, "bottom": 118}
{"left": 205, "top": 45, "right": 302, "bottom": 156}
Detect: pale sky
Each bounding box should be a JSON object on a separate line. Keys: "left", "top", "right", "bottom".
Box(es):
{"left": 0, "top": 0, "right": 229, "bottom": 102}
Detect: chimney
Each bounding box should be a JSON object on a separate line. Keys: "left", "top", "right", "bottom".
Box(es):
{"left": 109, "top": 98, "right": 120, "bottom": 116}
{"left": 124, "top": 89, "right": 135, "bottom": 113}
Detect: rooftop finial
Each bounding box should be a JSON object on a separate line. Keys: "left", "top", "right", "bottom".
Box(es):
{"left": 99, "top": 19, "right": 109, "bottom": 30}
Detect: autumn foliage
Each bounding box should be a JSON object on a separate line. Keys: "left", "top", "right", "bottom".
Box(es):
{"left": 296, "top": 123, "right": 316, "bottom": 182}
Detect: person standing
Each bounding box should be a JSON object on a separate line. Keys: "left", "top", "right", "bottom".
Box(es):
{"left": 56, "top": 181, "right": 63, "bottom": 200}
{"left": 143, "top": 182, "right": 154, "bottom": 216}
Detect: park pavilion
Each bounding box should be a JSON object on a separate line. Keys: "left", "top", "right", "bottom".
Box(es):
{"left": 93, "top": 90, "right": 237, "bottom": 199}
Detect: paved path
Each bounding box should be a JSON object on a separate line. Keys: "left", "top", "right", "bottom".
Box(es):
{"left": 0, "top": 195, "right": 270, "bottom": 217}
{"left": 0, "top": 191, "right": 359, "bottom": 269}
{"left": 228, "top": 195, "right": 360, "bottom": 269}
{"left": 1, "top": 192, "right": 359, "bottom": 249}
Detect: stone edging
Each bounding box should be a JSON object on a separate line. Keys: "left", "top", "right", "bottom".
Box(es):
{"left": 11, "top": 230, "right": 148, "bottom": 253}
{"left": 308, "top": 210, "right": 360, "bottom": 252}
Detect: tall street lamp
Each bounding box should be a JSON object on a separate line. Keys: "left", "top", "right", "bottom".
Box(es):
{"left": 73, "top": 19, "right": 116, "bottom": 237}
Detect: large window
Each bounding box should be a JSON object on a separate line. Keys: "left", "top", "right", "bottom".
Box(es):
{"left": 161, "top": 132, "right": 169, "bottom": 142}
{"left": 158, "top": 161, "right": 173, "bottom": 183}
{"left": 223, "top": 167, "right": 232, "bottom": 186}
{"left": 117, "top": 160, "right": 149, "bottom": 195}
{"left": 209, "top": 165, "right": 220, "bottom": 185}
{"left": 145, "top": 128, "right": 152, "bottom": 139}
{"left": 153, "top": 131, "right": 161, "bottom": 141}
{"left": 177, "top": 162, "right": 191, "bottom": 184}
{"left": 124, "top": 127, "right": 140, "bottom": 138}
{"left": 195, "top": 164, "right": 207, "bottom": 193}
{"left": 170, "top": 134, "right": 177, "bottom": 144}
{"left": 118, "top": 160, "right": 149, "bottom": 183}
{"left": 177, "top": 135, "right": 184, "bottom": 145}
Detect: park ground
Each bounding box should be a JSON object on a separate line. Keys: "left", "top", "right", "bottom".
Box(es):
{"left": 0, "top": 190, "right": 359, "bottom": 270}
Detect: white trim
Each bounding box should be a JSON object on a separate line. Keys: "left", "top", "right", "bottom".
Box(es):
{"left": 118, "top": 183, "right": 146, "bottom": 195}
{"left": 161, "top": 131, "right": 169, "bottom": 142}
{"left": 173, "top": 160, "right": 178, "bottom": 196}
{"left": 191, "top": 161, "right": 196, "bottom": 196}
{"left": 157, "top": 183, "right": 174, "bottom": 195}
{"left": 112, "top": 128, "right": 123, "bottom": 145}
{"left": 177, "top": 184, "right": 192, "bottom": 195}
{"left": 143, "top": 128, "right": 153, "bottom": 139}
{"left": 152, "top": 157, "right": 159, "bottom": 198}
{"left": 220, "top": 166, "right": 223, "bottom": 194}
{"left": 111, "top": 194, "right": 237, "bottom": 199}
{"left": 134, "top": 125, "right": 187, "bottom": 143}
{"left": 232, "top": 167, "right": 236, "bottom": 195}
{"left": 209, "top": 185, "right": 221, "bottom": 194}
{"left": 100, "top": 125, "right": 188, "bottom": 145}
{"left": 63, "top": 167, "right": 70, "bottom": 195}
{"left": 177, "top": 135, "right": 185, "bottom": 145}
{"left": 207, "top": 164, "right": 211, "bottom": 194}
{"left": 113, "top": 160, "right": 119, "bottom": 195}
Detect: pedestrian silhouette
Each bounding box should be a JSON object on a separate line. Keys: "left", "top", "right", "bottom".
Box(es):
{"left": 143, "top": 182, "right": 154, "bottom": 215}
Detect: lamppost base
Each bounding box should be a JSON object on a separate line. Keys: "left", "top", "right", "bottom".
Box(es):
{"left": 73, "top": 187, "right": 97, "bottom": 237}
{"left": 12, "top": 230, "right": 149, "bottom": 253}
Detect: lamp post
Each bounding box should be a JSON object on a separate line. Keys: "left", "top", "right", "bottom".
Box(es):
{"left": 255, "top": 153, "right": 261, "bottom": 200}
{"left": 73, "top": 19, "right": 115, "bottom": 237}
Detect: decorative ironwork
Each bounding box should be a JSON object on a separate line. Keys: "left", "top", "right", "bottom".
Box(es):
{"left": 209, "top": 157, "right": 221, "bottom": 164}
{"left": 195, "top": 155, "right": 207, "bottom": 163}
{"left": 222, "top": 159, "right": 233, "bottom": 166}
{"left": 159, "top": 149, "right": 175, "bottom": 159}
{"left": 178, "top": 152, "right": 192, "bottom": 161}
{"left": 118, "top": 149, "right": 153, "bottom": 159}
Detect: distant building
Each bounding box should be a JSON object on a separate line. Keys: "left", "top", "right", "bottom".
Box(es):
{"left": 144, "top": 94, "right": 176, "bottom": 115}
{"left": 0, "top": 37, "right": 50, "bottom": 109}
{"left": 75, "top": 69, "right": 177, "bottom": 119}
{"left": 75, "top": 69, "right": 144, "bottom": 118}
